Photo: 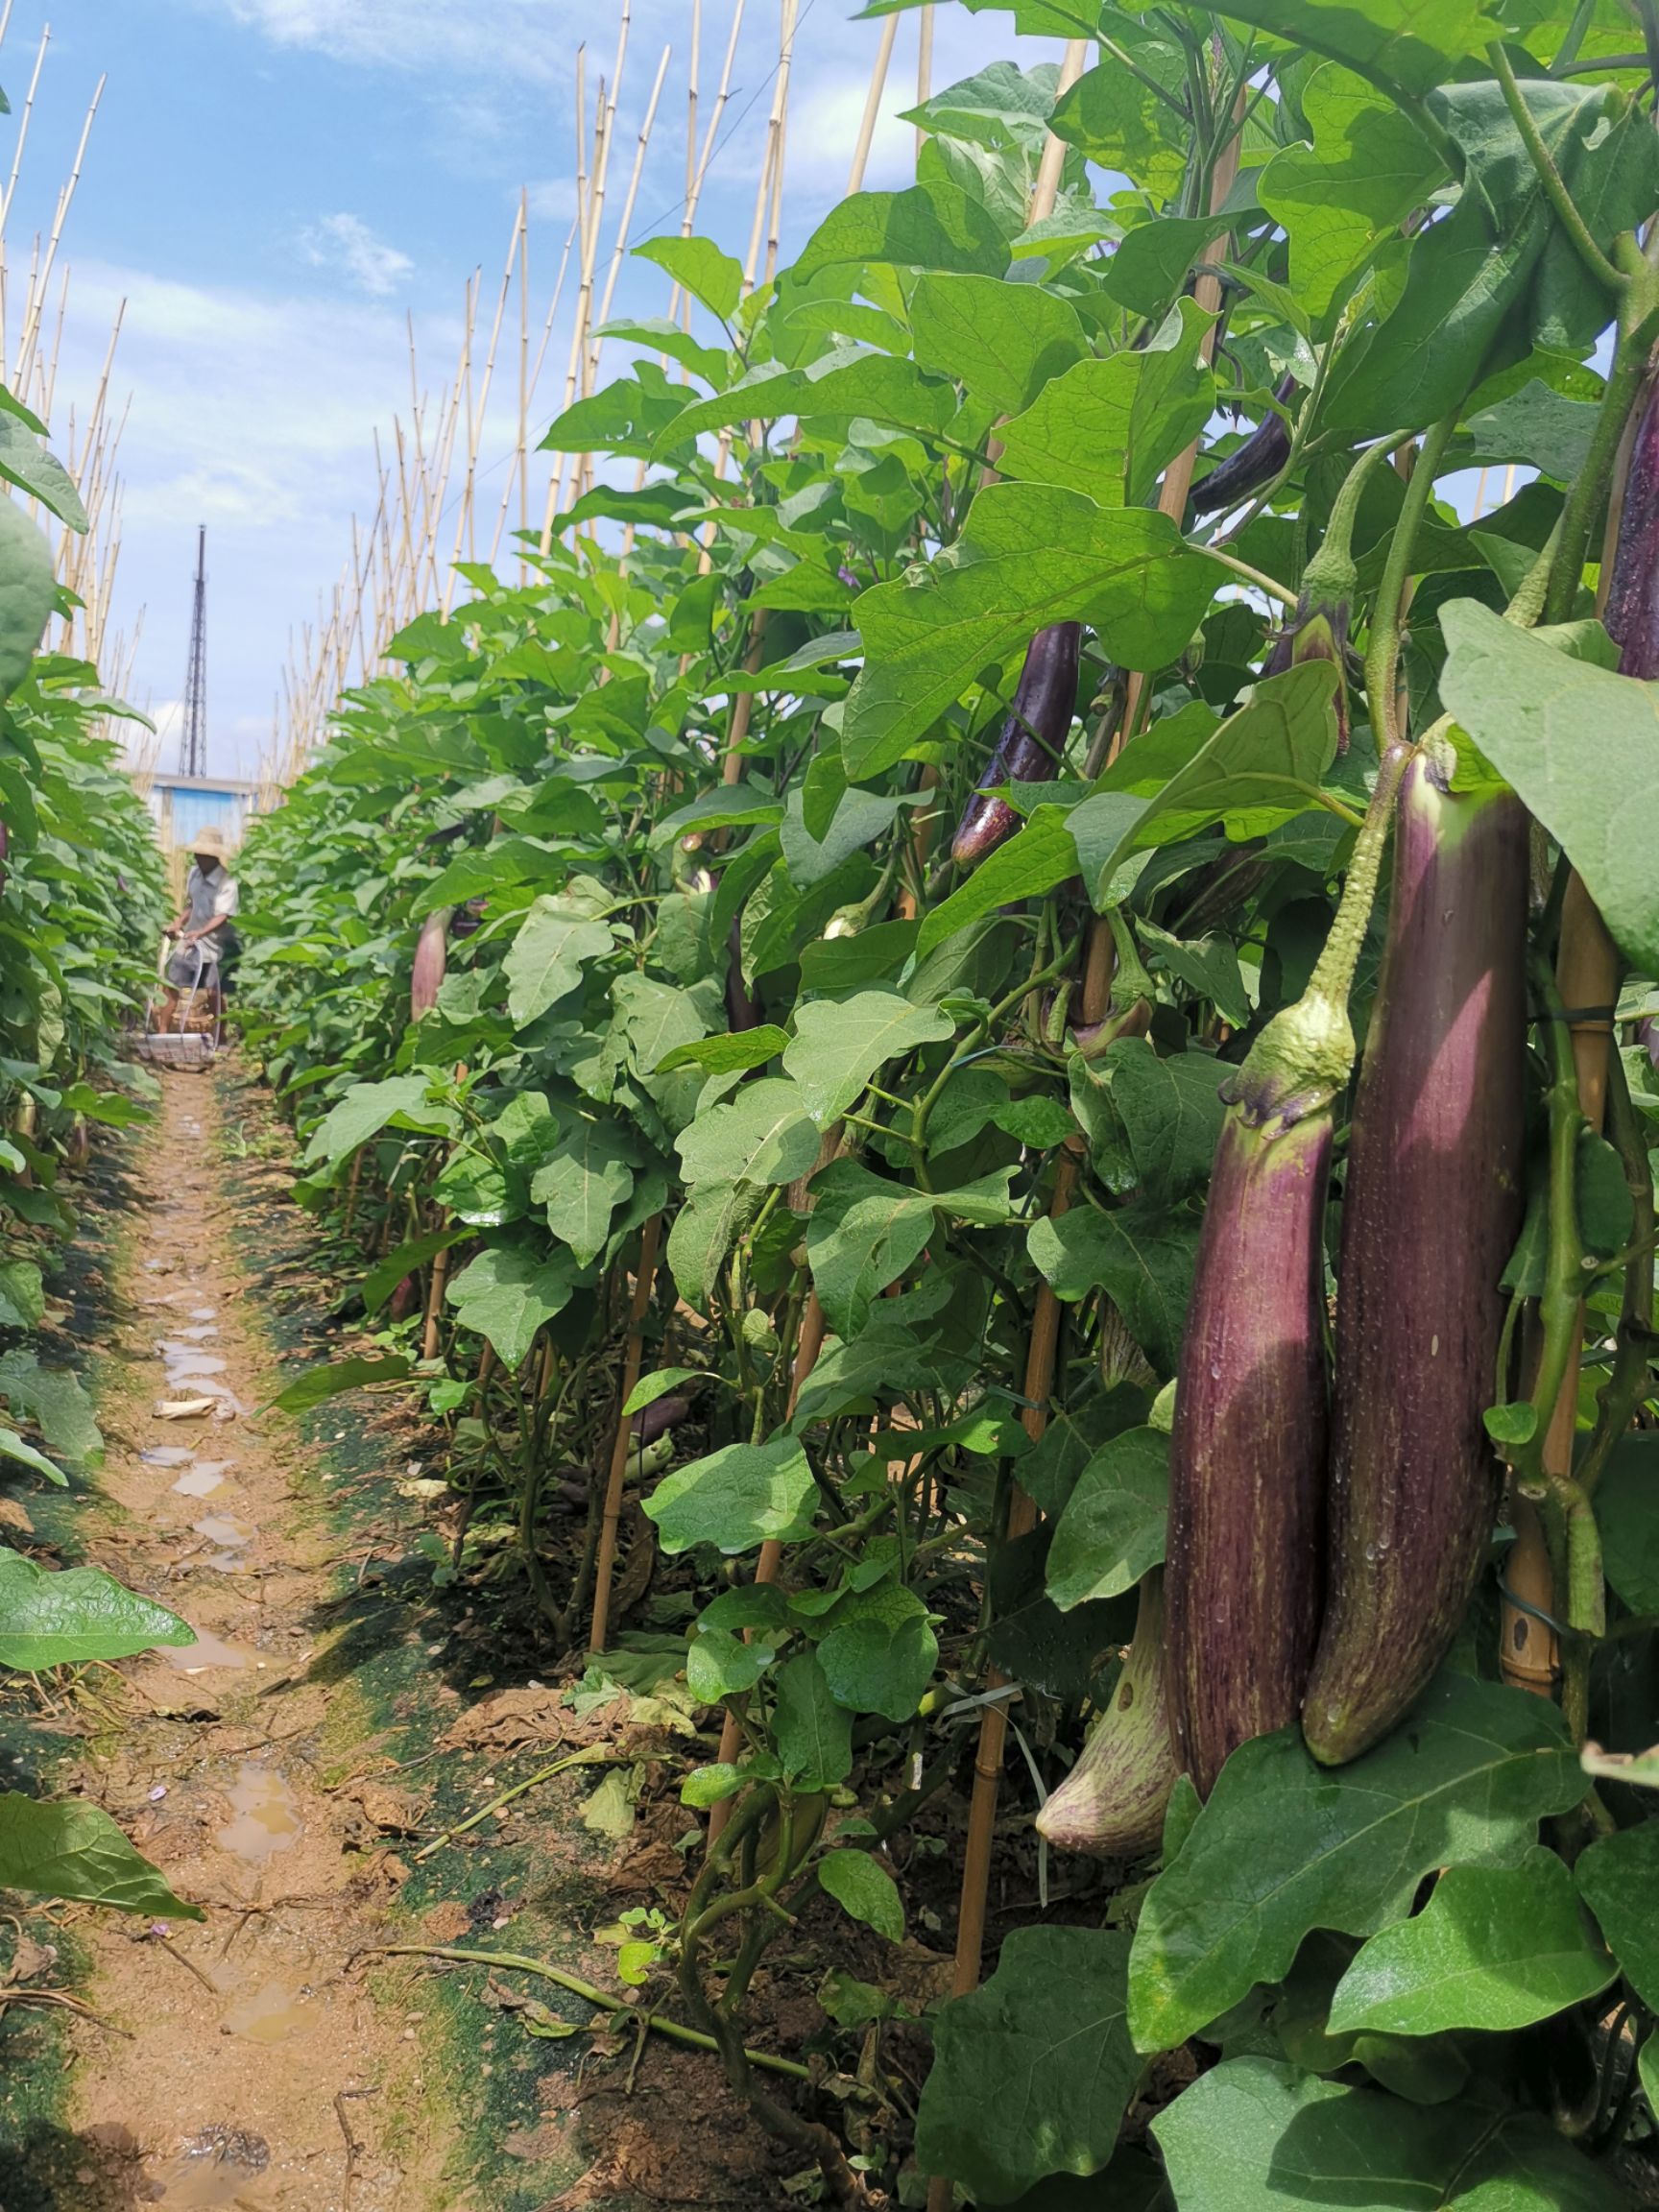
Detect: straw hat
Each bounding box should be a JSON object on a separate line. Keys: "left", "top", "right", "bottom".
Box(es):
{"left": 190, "top": 827, "right": 228, "bottom": 861}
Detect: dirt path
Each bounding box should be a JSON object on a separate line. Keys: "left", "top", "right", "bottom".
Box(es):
{"left": 22, "top": 1065, "right": 450, "bottom": 2210}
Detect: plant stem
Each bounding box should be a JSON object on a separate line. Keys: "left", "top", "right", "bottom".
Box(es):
{"left": 1490, "top": 41, "right": 1627, "bottom": 295}
{"left": 365, "top": 1942, "right": 812, "bottom": 2080}
{"left": 1362, "top": 413, "right": 1456, "bottom": 751}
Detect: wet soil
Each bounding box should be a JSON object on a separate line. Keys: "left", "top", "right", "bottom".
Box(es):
{"left": 0, "top": 1064, "right": 880, "bottom": 2210}
{"left": 1, "top": 1070, "right": 450, "bottom": 2209}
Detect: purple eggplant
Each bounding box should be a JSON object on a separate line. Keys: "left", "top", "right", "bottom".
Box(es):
{"left": 1189, "top": 375, "right": 1297, "bottom": 517}
{"left": 950, "top": 621, "right": 1081, "bottom": 868}
{"left": 1602, "top": 378, "right": 1659, "bottom": 678}
{"left": 1302, "top": 759, "right": 1527, "bottom": 1764}
{"left": 1166, "top": 1092, "right": 1332, "bottom": 1796}
{"left": 1038, "top": 1572, "right": 1178, "bottom": 1860}
{"left": 631, "top": 1390, "right": 693, "bottom": 1446}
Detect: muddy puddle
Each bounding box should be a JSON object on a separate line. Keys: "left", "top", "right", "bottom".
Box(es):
{"left": 217, "top": 1763, "right": 302, "bottom": 1865}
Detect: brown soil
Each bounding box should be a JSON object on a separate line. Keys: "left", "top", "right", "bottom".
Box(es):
{"left": 26, "top": 1067, "right": 451, "bottom": 2209}
{"left": 7, "top": 1063, "right": 934, "bottom": 2211}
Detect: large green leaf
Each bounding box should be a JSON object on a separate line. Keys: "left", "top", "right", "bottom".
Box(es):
{"left": 503, "top": 900, "right": 614, "bottom": 1026}
{"left": 1029, "top": 1203, "right": 1197, "bottom": 1377}
{"left": 1128, "top": 1675, "right": 1583, "bottom": 2053}
{"left": 1208, "top": 0, "right": 1503, "bottom": 96}
{"left": 0, "top": 498, "right": 60, "bottom": 699}
{"left": 303, "top": 1075, "right": 451, "bottom": 1165}
{"left": 362, "top": 1228, "right": 468, "bottom": 1314}
{"left": 0, "top": 1791, "right": 202, "bottom": 1918}
{"left": 0, "top": 1352, "right": 101, "bottom": 1468}
{"left": 1050, "top": 37, "right": 1190, "bottom": 206}
{"left": 531, "top": 1119, "right": 637, "bottom": 1268}
{"left": 0, "top": 1549, "right": 194, "bottom": 1671}
{"left": 1046, "top": 1428, "right": 1168, "bottom": 1610}
{"left": 270, "top": 1355, "right": 413, "bottom": 1413}
{"left": 908, "top": 271, "right": 1086, "bottom": 416}
{"left": 1327, "top": 1848, "right": 1616, "bottom": 2036}
{"left": 675, "top": 1078, "right": 820, "bottom": 1190}
{"left": 1258, "top": 63, "right": 1439, "bottom": 321}
{"left": 1325, "top": 80, "right": 1659, "bottom": 437}
{"left": 1439, "top": 600, "right": 1659, "bottom": 973}
{"left": 843, "top": 489, "right": 1215, "bottom": 777}
{"left": 1153, "top": 2057, "right": 1622, "bottom": 2212}
{"left": 771, "top": 1650, "right": 853, "bottom": 1787}
{"left": 807, "top": 1160, "right": 1012, "bottom": 1337}
{"left": 815, "top": 1580, "right": 939, "bottom": 1720}
{"left": 914, "top": 805, "right": 1079, "bottom": 962}
{"left": 1102, "top": 1038, "right": 1230, "bottom": 1206}
{"left": 445, "top": 1246, "right": 578, "bottom": 1368}
{"left": 1576, "top": 1821, "right": 1659, "bottom": 2009}
{"left": 642, "top": 1437, "right": 818, "bottom": 1555}
{"left": 782, "top": 990, "right": 954, "bottom": 1127}
{"left": 1068, "top": 666, "right": 1339, "bottom": 908}
{"left": 789, "top": 181, "right": 1008, "bottom": 284}
{"left": 632, "top": 233, "right": 743, "bottom": 321}
{"left": 997, "top": 300, "right": 1215, "bottom": 509}
{"left": 916, "top": 1928, "right": 1142, "bottom": 2205}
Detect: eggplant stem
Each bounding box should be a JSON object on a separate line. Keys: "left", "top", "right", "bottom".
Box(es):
{"left": 1489, "top": 42, "right": 1627, "bottom": 296}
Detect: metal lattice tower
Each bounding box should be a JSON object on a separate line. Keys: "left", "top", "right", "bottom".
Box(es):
{"left": 179, "top": 524, "right": 207, "bottom": 779}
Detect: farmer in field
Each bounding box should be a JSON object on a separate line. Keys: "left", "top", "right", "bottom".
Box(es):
{"left": 159, "top": 825, "right": 241, "bottom": 1026}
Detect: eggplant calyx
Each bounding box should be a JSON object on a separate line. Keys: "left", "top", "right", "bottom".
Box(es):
{"left": 1223, "top": 993, "right": 1354, "bottom": 1134}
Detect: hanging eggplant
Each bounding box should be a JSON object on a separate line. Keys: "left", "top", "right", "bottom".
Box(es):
{"left": 1166, "top": 665, "right": 1408, "bottom": 1794}
{"left": 950, "top": 621, "right": 1081, "bottom": 868}
{"left": 411, "top": 907, "right": 452, "bottom": 1022}
{"left": 1188, "top": 375, "right": 1297, "bottom": 517}
{"left": 1037, "top": 1573, "right": 1179, "bottom": 1860}
{"left": 1301, "top": 756, "right": 1527, "bottom": 1764}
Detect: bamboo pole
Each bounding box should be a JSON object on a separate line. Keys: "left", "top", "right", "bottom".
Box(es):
{"left": 914, "top": 4, "right": 934, "bottom": 156}
{"left": 587, "top": 1214, "right": 664, "bottom": 1654}
{"left": 1502, "top": 431, "right": 1634, "bottom": 1695}
{"left": 17, "top": 75, "right": 102, "bottom": 387}
{"left": 847, "top": 15, "right": 899, "bottom": 196}
{"left": 763, "top": 0, "right": 797, "bottom": 290}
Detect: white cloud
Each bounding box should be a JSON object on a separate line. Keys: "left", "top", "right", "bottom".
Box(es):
{"left": 200, "top": 0, "right": 586, "bottom": 82}
{"left": 301, "top": 212, "right": 414, "bottom": 296}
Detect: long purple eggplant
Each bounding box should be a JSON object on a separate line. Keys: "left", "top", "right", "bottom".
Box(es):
{"left": 1302, "top": 759, "right": 1527, "bottom": 1764}
{"left": 950, "top": 620, "right": 1081, "bottom": 867}
{"left": 1166, "top": 1088, "right": 1332, "bottom": 1796}
{"left": 1602, "top": 379, "right": 1659, "bottom": 676}
{"left": 1189, "top": 375, "right": 1296, "bottom": 517}
{"left": 1038, "top": 1572, "right": 1178, "bottom": 1859}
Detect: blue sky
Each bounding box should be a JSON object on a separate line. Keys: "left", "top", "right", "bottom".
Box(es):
{"left": 7, "top": 1, "right": 1036, "bottom": 778}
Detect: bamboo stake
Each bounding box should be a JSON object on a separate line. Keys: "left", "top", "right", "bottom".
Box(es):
{"left": 914, "top": 4, "right": 934, "bottom": 157}
{"left": 1502, "top": 397, "right": 1637, "bottom": 1696}
{"left": 587, "top": 1213, "right": 664, "bottom": 1654}
{"left": 847, "top": 15, "right": 899, "bottom": 196}
{"left": 763, "top": 0, "right": 797, "bottom": 290}
{"left": 591, "top": 44, "right": 672, "bottom": 360}
{"left": 17, "top": 75, "right": 101, "bottom": 386}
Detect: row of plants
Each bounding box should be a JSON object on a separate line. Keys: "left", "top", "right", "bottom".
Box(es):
{"left": 0, "top": 383, "right": 201, "bottom": 1920}
{"left": 237, "top": 0, "right": 1659, "bottom": 2201}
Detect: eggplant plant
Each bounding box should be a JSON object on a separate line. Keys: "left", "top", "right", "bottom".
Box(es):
{"left": 0, "top": 414, "right": 200, "bottom": 1923}
{"left": 238, "top": 2, "right": 1659, "bottom": 2201}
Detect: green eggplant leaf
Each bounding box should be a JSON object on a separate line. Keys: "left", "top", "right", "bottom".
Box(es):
{"left": 0, "top": 1549, "right": 195, "bottom": 1671}
{"left": 270, "top": 1356, "right": 414, "bottom": 1413}
{"left": 1128, "top": 1674, "right": 1583, "bottom": 2053}
{"left": 1576, "top": 1821, "right": 1659, "bottom": 2010}
{"left": 0, "top": 1791, "right": 203, "bottom": 1919}
{"left": 445, "top": 1247, "right": 579, "bottom": 1369}
{"left": 1327, "top": 1848, "right": 1616, "bottom": 2035}
{"left": 781, "top": 990, "right": 954, "bottom": 1127}
{"left": 1440, "top": 599, "right": 1659, "bottom": 973}
{"left": 908, "top": 271, "right": 1086, "bottom": 416}
{"left": 916, "top": 1928, "right": 1141, "bottom": 2205}
{"left": 771, "top": 1651, "right": 854, "bottom": 1788}
{"left": 642, "top": 1437, "right": 818, "bottom": 1556}
{"left": 1152, "top": 2056, "right": 1623, "bottom": 2212}
{"left": 818, "top": 1848, "right": 904, "bottom": 1942}
{"left": 1046, "top": 1428, "right": 1169, "bottom": 1610}
{"left": 843, "top": 489, "right": 1215, "bottom": 777}
{"left": 503, "top": 901, "right": 614, "bottom": 1026}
